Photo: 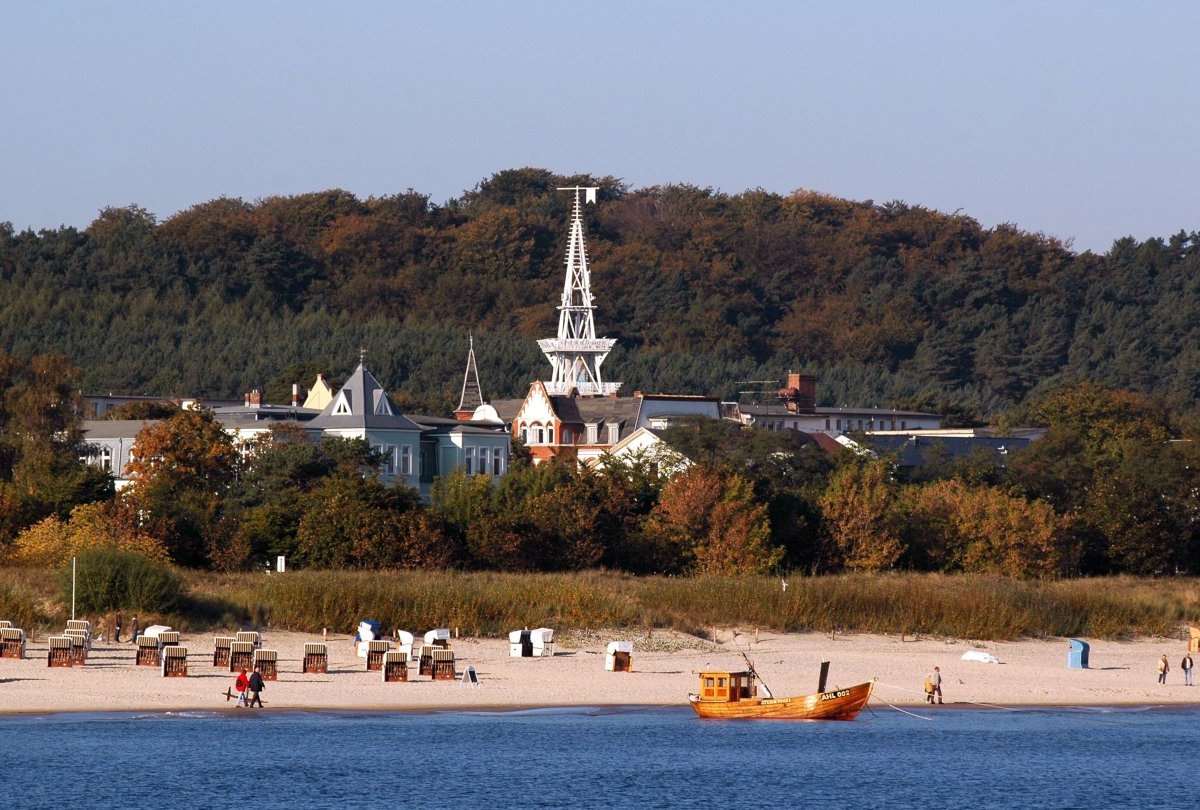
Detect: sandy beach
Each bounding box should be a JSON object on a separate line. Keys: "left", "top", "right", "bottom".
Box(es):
{"left": 1, "top": 628, "right": 1197, "bottom": 715}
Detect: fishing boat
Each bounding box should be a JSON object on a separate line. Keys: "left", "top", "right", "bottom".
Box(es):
{"left": 688, "top": 655, "right": 873, "bottom": 721}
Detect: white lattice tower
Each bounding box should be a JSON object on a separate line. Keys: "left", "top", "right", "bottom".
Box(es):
{"left": 537, "top": 186, "right": 620, "bottom": 396}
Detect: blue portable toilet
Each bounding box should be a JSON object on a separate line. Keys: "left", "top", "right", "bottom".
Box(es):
{"left": 1068, "top": 638, "right": 1090, "bottom": 669}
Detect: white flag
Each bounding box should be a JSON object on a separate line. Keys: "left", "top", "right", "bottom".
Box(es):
{"left": 585, "top": 187, "right": 597, "bottom": 205}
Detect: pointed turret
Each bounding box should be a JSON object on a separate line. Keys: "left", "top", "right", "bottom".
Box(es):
{"left": 454, "top": 334, "right": 485, "bottom": 420}
{"left": 536, "top": 186, "right": 621, "bottom": 396}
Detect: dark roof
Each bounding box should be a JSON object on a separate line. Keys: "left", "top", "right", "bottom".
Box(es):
{"left": 82, "top": 420, "right": 150, "bottom": 439}
{"left": 211, "top": 404, "right": 320, "bottom": 422}
{"left": 306, "top": 363, "right": 423, "bottom": 432}
{"left": 408, "top": 415, "right": 509, "bottom": 436}
{"left": 741, "top": 403, "right": 938, "bottom": 418}
{"left": 863, "top": 435, "right": 1031, "bottom": 467}
{"left": 487, "top": 398, "right": 525, "bottom": 423}
{"left": 804, "top": 431, "right": 847, "bottom": 454}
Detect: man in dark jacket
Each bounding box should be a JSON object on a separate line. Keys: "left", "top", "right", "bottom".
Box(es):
{"left": 248, "top": 667, "right": 265, "bottom": 708}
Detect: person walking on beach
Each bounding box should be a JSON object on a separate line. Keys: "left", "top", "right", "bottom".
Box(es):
{"left": 927, "top": 667, "right": 943, "bottom": 704}
{"left": 1158, "top": 654, "right": 1170, "bottom": 684}
{"left": 247, "top": 667, "right": 265, "bottom": 708}
{"left": 129, "top": 615, "right": 139, "bottom": 644}
{"left": 1181, "top": 653, "right": 1193, "bottom": 686}
{"left": 113, "top": 611, "right": 122, "bottom": 644}
{"left": 234, "top": 669, "right": 249, "bottom": 707}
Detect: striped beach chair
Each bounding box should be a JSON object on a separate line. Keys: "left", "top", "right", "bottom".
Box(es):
{"left": 64, "top": 628, "right": 90, "bottom": 653}
{"left": 213, "top": 636, "right": 234, "bottom": 667}
{"left": 66, "top": 620, "right": 92, "bottom": 648}
{"left": 365, "top": 640, "right": 390, "bottom": 671}
{"left": 0, "top": 627, "right": 26, "bottom": 659}
{"left": 235, "top": 631, "right": 261, "bottom": 648}
{"left": 64, "top": 630, "right": 88, "bottom": 664}
{"left": 253, "top": 649, "right": 279, "bottom": 681}
{"left": 157, "top": 631, "right": 181, "bottom": 647}
{"left": 47, "top": 636, "right": 73, "bottom": 667}
{"left": 431, "top": 648, "right": 456, "bottom": 681}
{"left": 302, "top": 643, "right": 328, "bottom": 674}
{"left": 136, "top": 635, "right": 161, "bottom": 666}
{"left": 382, "top": 651, "right": 407, "bottom": 682}
{"left": 416, "top": 645, "right": 434, "bottom": 676}
{"left": 0, "top": 620, "right": 11, "bottom": 628}
{"left": 161, "top": 645, "right": 188, "bottom": 677}
{"left": 229, "top": 641, "right": 255, "bottom": 672}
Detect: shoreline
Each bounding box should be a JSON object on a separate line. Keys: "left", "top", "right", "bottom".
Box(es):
{"left": 2, "top": 630, "right": 1198, "bottom": 716}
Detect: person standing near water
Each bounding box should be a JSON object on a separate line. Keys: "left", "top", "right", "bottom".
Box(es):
{"left": 1158, "top": 654, "right": 1170, "bottom": 684}
{"left": 113, "top": 611, "right": 122, "bottom": 644}
{"left": 926, "top": 667, "right": 943, "bottom": 704}
{"left": 1180, "top": 654, "right": 1193, "bottom": 686}
{"left": 129, "top": 615, "right": 139, "bottom": 644}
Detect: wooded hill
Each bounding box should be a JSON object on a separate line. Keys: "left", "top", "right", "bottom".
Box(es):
{"left": 2, "top": 168, "right": 1197, "bottom": 419}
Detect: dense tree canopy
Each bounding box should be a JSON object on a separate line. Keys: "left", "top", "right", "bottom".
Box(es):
{"left": 1, "top": 169, "right": 1198, "bottom": 419}
{"left": 2, "top": 170, "right": 1200, "bottom": 577}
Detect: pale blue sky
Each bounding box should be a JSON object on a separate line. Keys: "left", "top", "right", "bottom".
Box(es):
{"left": 2, "top": 2, "right": 1196, "bottom": 253}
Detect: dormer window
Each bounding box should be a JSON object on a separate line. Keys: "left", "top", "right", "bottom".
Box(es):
{"left": 373, "top": 392, "right": 394, "bottom": 416}
{"left": 586, "top": 423, "right": 598, "bottom": 444}
{"left": 607, "top": 423, "right": 620, "bottom": 444}
{"left": 332, "top": 392, "right": 353, "bottom": 416}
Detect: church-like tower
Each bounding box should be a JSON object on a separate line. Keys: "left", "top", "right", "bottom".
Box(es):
{"left": 454, "top": 333, "right": 484, "bottom": 420}
{"left": 536, "top": 186, "right": 621, "bottom": 396}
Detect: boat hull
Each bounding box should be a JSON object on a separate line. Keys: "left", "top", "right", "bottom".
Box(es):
{"left": 689, "top": 681, "right": 873, "bottom": 721}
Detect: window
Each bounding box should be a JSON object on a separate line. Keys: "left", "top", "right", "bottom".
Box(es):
{"left": 825, "top": 419, "right": 831, "bottom": 430}
{"left": 562, "top": 429, "right": 571, "bottom": 445}
{"left": 836, "top": 419, "right": 842, "bottom": 431}
{"left": 493, "top": 450, "right": 503, "bottom": 476}
{"left": 100, "top": 447, "right": 113, "bottom": 472}
{"left": 586, "top": 423, "right": 598, "bottom": 444}
{"left": 477, "top": 447, "right": 489, "bottom": 475}
{"left": 376, "top": 445, "right": 395, "bottom": 475}
{"left": 464, "top": 446, "right": 475, "bottom": 476}
{"left": 547, "top": 426, "right": 555, "bottom": 444}
{"left": 901, "top": 421, "right": 907, "bottom": 430}
{"left": 608, "top": 424, "right": 619, "bottom": 444}
{"left": 533, "top": 427, "right": 544, "bottom": 445}
{"left": 399, "top": 445, "right": 412, "bottom": 475}
{"left": 519, "top": 427, "right": 528, "bottom": 444}
{"left": 332, "top": 392, "right": 352, "bottom": 416}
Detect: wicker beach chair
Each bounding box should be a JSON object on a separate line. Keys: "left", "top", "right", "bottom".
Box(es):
{"left": 365, "top": 640, "right": 390, "bottom": 671}
{"left": 302, "top": 643, "right": 328, "bottom": 674}
{"left": 431, "top": 648, "right": 456, "bottom": 681}
{"left": 253, "top": 649, "right": 279, "bottom": 681}
{"left": 382, "top": 650, "right": 408, "bottom": 682}
{"left": 161, "top": 645, "right": 188, "bottom": 677}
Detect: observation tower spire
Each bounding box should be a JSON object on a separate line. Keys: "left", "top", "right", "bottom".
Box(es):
{"left": 537, "top": 186, "right": 621, "bottom": 396}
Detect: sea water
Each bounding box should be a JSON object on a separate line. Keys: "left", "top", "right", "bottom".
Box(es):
{"left": 0, "top": 706, "right": 1195, "bottom": 808}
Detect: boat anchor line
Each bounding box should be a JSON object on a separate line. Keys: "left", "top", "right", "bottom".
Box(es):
{"left": 873, "top": 680, "right": 1025, "bottom": 712}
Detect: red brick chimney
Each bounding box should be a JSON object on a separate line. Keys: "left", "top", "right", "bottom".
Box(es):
{"left": 246, "top": 389, "right": 262, "bottom": 409}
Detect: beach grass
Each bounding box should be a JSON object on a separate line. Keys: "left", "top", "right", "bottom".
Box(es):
{"left": 4, "top": 568, "right": 1199, "bottom": 641}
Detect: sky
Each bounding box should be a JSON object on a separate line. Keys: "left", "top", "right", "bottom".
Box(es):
{"left": 2, "top": 2, "right": 1197, "bottom": 254}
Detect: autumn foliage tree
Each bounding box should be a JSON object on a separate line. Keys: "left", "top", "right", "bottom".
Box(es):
{"left": 643, "top": 466, "right": 783, "bottom": 575}
{"left": 898, "top": 480, "right": 1066, "bottom": 577}
{"left": 123, "top": 408, "right": 240, "bottom": 566}
{"left": 819, "top": 459, "right": 903, "bottom": 571}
